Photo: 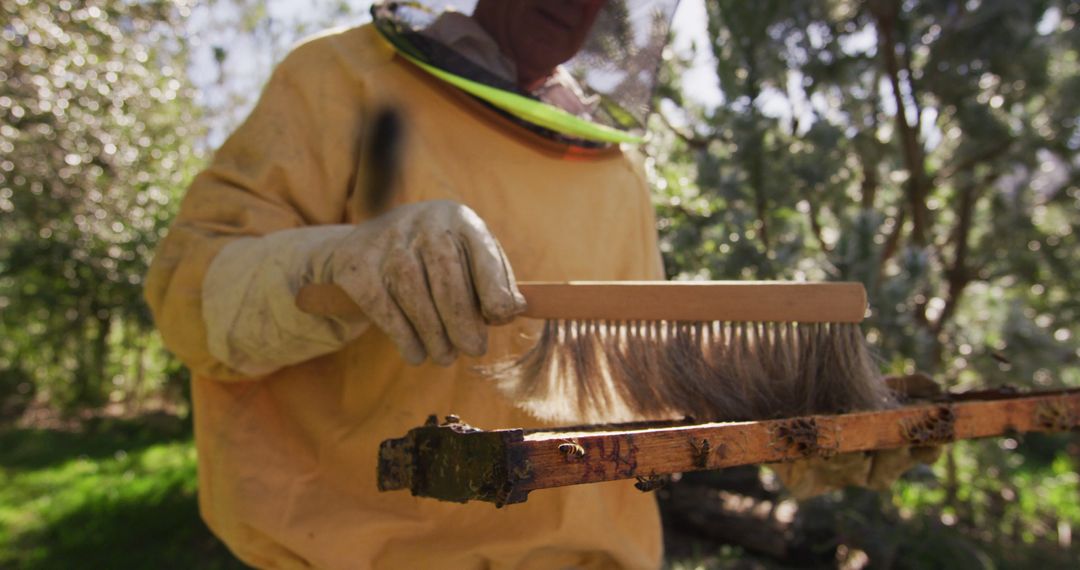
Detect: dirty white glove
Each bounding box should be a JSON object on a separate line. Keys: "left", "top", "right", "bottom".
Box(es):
{"left": 769, "top": 446, "right": 943, "bottom": 500}
{"left": 203, "top": 200, "right": 525, "bottom": 376}
{"left": 769, "top": 373, "right": 946, "bottom": 499}
{"left": 323, "top": 200, "right": 526, "bottom": 365}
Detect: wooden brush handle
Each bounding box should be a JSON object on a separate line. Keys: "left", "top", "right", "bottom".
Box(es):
{"left": 295, "top": 281, "right": 867, "bottom": 323}
{"left": 517, "top": 281, "right": 866, "bottom": 323}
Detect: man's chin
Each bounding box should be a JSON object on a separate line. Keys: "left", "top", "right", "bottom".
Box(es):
{"left": 515, "top": 42, "right": 576, "bottom": 74}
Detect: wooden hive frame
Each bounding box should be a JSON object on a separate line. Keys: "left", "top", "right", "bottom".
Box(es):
{"left": 376, "top": 388, "right": 1080, "bottom": 506}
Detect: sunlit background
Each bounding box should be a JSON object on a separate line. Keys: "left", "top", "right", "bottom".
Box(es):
{"left": 1, "top": 1, "right": 1078, "bottom": 568}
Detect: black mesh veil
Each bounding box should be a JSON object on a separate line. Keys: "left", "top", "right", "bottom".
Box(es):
{"left": 571, "top": 0, "right": 679, "bottom": 127}
{"left": 373, "top": 0, "right": 680, "bottom": 141}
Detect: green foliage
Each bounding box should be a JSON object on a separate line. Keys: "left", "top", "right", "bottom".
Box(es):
{"left": 651, "top": 0, "right": 1080, "bottom": 385}
{"left": 0, "top": 0, "right": 203, "bottom": 411}
{"left": 892, "top": 437, "right": 1080, "bottom": 564}
{"left": 189, "top": 0, "right": 373, "bottom": 145}
{"left": 0, "top": 419, "right": 242, "bottom": 569}
{"left": 653, "top": 1, "right": 1080, "bottom": 566}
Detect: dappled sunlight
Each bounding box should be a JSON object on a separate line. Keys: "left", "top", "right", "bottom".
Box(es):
{"left": 1, "top": 0, "right": 1078, "bottom": 567}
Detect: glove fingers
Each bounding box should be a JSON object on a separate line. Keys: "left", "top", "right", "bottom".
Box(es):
{"left": 359, "top": 286, "right": 428, "bottom": 366}
{"left": 327, "top": 200, "right": 525, "bottom": 365}
{"left": 421, "top": 240, "right": 487, "bottom": 357}
{"left": 384, "top": 250, "right": 457, "bottom": 366}
{"left": 455, "top": 221, "right": 527, "bottom": 325}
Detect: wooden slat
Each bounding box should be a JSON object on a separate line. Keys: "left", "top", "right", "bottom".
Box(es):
{"left": 297, "top": 281, "right": 868, "bottom": 323}
{"left": 513, "top": 391, "right": 1078, "bottom": 492}
{"left": 376, "top": 390, "right": 1080, "bottom": 505}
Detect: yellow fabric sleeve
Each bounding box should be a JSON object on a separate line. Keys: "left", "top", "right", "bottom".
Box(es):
{"left": 144, "top": 41, "right": 372, "bottom": 380}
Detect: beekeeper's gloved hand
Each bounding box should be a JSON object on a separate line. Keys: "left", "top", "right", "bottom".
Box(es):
{"left": 767, "top": 373, "right": 945, "bottom": 499}
{"left": 324, "top": 200, "right": 526, "bottom": 365}
{"left": 768, "top": 446, "right": 943, "bottom": 500}
{"left": 202, "top": 200, "right": 526, "bottom": 377}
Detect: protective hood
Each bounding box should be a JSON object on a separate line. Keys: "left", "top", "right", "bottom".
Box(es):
{"left": 372, "top": 0, "right": 680, "bottom": 146}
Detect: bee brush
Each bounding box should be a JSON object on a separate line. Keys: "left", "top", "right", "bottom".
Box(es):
{"left": 296, "top": 281, "right": 895, "bottom": 424}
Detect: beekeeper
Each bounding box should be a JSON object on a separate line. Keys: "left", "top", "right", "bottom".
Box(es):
{"left": 146, "top": 0, "right": 679, "bottom": 567}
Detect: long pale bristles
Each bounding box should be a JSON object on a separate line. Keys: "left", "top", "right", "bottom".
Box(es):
{"left": 490, "top": 320, "right": 895, "bottom": 424}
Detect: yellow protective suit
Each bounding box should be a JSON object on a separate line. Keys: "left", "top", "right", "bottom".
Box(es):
{"left": 146, "top": 24, "right": 664, "bottom": 570}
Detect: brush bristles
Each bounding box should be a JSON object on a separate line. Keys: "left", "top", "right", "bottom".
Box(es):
{"left": 489, "top": 320, "right": 895, "bottom": 424}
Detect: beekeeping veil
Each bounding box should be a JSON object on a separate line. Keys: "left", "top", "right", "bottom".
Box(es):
{"left": 372, "top": 0, "right": 680, "bottom": 146}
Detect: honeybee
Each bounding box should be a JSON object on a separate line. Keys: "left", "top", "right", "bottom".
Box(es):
{"left": 558, "top": 440, "right": 586, "bottom": 459}
{"left": 634, "top": 474, "right": 670, "bottom": 492}
{"left": 689, "top": 438, "right": 711, "bottom": 469}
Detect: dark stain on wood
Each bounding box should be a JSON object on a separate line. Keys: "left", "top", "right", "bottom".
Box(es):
{"left": 769, "top": 417, "right": 821, "bottom": 459}
{"left": 573, "top": 434, "right": 641, "bottom": 483}
{"left": 900, "top": 405, "right": 956, "bottom": 446}
{"left": 376, "top": 417, "right": 531, "bottom": 507}
{"left": 1034, "top": 398, "right": 1078, "bottom": 432}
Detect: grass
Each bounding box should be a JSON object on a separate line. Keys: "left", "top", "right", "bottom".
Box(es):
{"left": 0, "top": 417, "right": 244, "bottom": 569}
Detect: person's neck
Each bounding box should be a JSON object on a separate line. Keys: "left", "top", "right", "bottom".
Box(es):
{"left": 469, "top": 9, "right": 551, "bottom": 90}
